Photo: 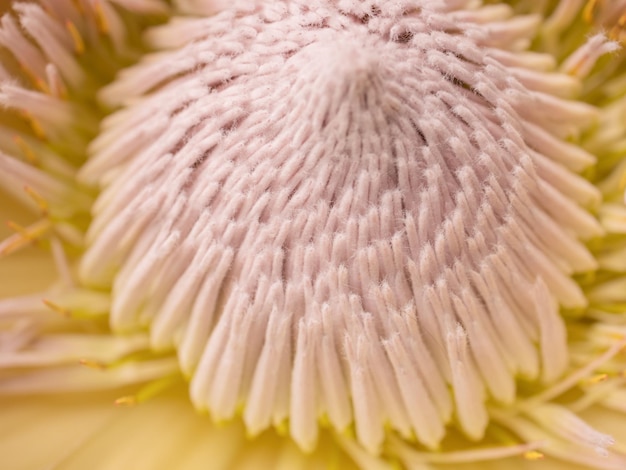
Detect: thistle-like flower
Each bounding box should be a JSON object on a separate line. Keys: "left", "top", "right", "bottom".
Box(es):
{"left": 2, "top": 1, "right": 626, "bottom": 469}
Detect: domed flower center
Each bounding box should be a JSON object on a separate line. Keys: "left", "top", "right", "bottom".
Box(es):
{"left": 76, "top": 0, "right": 603, "bottom": 454}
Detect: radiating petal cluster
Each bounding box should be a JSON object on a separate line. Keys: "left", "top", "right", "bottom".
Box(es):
{"left": 1, "top": 1, "right": 626, "bottom": 469}
{"left": 79, "top": 0, "right": 609, "bottom": 452}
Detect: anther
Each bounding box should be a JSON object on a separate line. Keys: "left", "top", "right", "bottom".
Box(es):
{"left": 93, "top": 1, "right": 110, "bottom": 35}
{"left": 113, "top": 375, "right": 178, "bottom": 407}
{"left": 21, "top": 111, "right": 46, "bottom": 140}
{"left": 609, "top": 13, "right": 626, "bottom": 41}
{"left": 0, "top": 219, "right": 52, "bottom": 256}
{"left": 66, "top": 20, "right": 85, "bottom": 55}
{"left": 24, "top": 185, "right": 49, "bottom": 216}
{"left": 583, "top": 0, "right": 602, "bottom": 24}
{"left": 33, "top": 77, "right": 51, "bottom": 95}
{"left": 523, "top": 450, "right": 545, "bottom": 461}
{"left": 582, "top": 373, "right": 609, "bottom": 385}
{"left": 42, "top": 299, "right": 72, "bottom": 317}
{"left": 114, "top": 396, "right": 137, "bottom": 406}
{"left": 79, "top": 358, "right": 108, "bottom": 370}
{"left": 13, "top": 135, "right": 39, "bottom": 166}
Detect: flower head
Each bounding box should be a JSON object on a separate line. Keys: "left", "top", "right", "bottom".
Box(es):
{"left": 2, "top": 1, "right": 626, "bottom": 469}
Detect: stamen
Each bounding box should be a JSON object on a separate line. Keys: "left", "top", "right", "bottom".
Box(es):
{"left": 0, "top": 333, "right": 151, "bottom": 368}
{"left": 609, "top": 14, "right": 626, "bottom": 41}
{"left": 543, "top": 0, "right": 586, "bottom": 38}
{"left": 94, "top": 1, "right": 110, "bottom": 34}
{"left": 0, "top": 84, "right": 75, "bottom": 133}
{"left": 42, "top": 298, "right": 72, "bottom": 317}
{"left": 583, "top": 0, "right": 602, "bottom": 24}
{"left": 0, "top": 14, "right": 47, "bottom": 82}
{"left": 522, "top": 338, "right": 626, "bottom": 407}
{"left": 561, "top": 34, "right": 620, "bottom": 78}
{"left": 44, "top": 64, "right": 68, "bottom": 100}
{"left": 389, "top": 435, "right": 546, "bottom": 464}
{"left": 0, "top": 219, "right": 52, "bottom": 257}
{"left": 114, "top": 375, "right": 179, "bottom": 406}
{"left": 0, "top": 358, "right": 180, "bottom": 393}
{"left": 524, "top": 450, "right": 545, "bottom": 460}
{"left": 525, "top": 404, "right": 615, "bottom": 456}
{"left": 0, "top": 154, "right": 92, "bottom": 216}
{"left": 65, "top": 20, "right": 85, "bottom": 55}
{"left": 495, "top": 414, "right": 626, "bottom": 469}
{"left": 13, "top": 135, "right": 39, "bottom": 166}
{"left": 569, "top": 377, "right": 625, "bottom": 412}
{"left": 24, "top": 185, "right": 50, "bottom": 216}
{"left": 14, "top": 2, "right": 85, "bottom": 87}
{"left": 42, "top": 289, "right": 112, "bottom": 319}
{"left": 79, "top": 358, "right": 108, "bottom": 370}
{"left": 583, "top": 373, "right": 610, "bottom": 385}
{"left": 23, "top": 111, "right": 47, "bottom": 140}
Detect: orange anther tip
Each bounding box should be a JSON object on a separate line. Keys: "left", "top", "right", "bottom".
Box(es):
{"left": 65, "top": 20, "right": 85, "bottom": 55}
{"left": 114, "top": 396, "right": 136, "bottom": 406}
{"left": 79, "top": 358, "right": 107, "bottom": 370}
{"left": 587, "top": 373, "right": 609, "bottom": 384}
{"left": 42, "top": 299, "right": 71, "bottom": 317}
{"left": 523, "top": 451, "right": 545, "bottom": 461}
{"left": 93, "top": 1, "right": 110, "bottom": 34}
{"left": 23, "top": 186, "right": 49, "bottom": 214}
{"left": 583, "top": 0, "right": 600, "bottom": 24}
{"left": 6, "top": 220, "right": 22, "bottom": 231}
{"left": 35, "top": 77, "right": 51, "bottom": 94}
{"left": 23, "top": 113, "right": 46, "bottom": 140}
{"left": 13, "top": 135, "right": 39, "bottom": 166}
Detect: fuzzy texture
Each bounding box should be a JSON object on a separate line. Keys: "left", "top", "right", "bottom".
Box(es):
{"left": 3, "top": 1, "right": 626, "bottom": 469}
{"left": 78, "top": 0, "right": 605, "bottom": 453}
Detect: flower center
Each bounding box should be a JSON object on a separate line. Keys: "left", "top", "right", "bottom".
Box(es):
{"left": 76, "top": 0, "right": 608, "bottom": 454}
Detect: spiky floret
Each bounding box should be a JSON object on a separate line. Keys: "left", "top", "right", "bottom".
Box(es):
{"left": 78, "top": 0, "right": 609, "bottom": 452}
{"left": 2, "top": 1, "right": 626, "bottom": 469}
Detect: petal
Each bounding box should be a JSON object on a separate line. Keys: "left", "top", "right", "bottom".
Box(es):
{"left": 0, "top": 385, "right": 359, "bottom": 470}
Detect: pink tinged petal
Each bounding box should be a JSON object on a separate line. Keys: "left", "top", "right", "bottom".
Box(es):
{"left": 243, "top": 302, "right": 293, "bottom": 435}
{"left": 14, "top": 3, "right": 84, "bottom": 87}
{"left": 542, "top": 0, "right": 585, "bottom": 35}
{"left": 561, "top": 34, "right": 621, "bottom": 79}
{"left": 145, "top": 17, "right": 221, "bottom": 49}
{"left": 344, "top": 332, "right": 386, "bottom": 455}
{"left": 445, "top": 321, "right": 488, "bottom": 441}
{"left": 0, "top": 13, "right": 47, "bottom": 79}
{"left": 382, "top": 332, "right": 445, "bottom": 448}
{"left": 289, "top": 317, "right": 320, "bottom": 452}
{"left": 533, "top": 280, "right": 569, "bottom": 383}
{"left": 0, "top": 84, "right": 75, "bottom": 131}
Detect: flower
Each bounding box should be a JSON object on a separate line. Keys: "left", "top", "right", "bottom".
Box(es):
{"left": 2, "top": 0, "right": 626, "bottom": 468}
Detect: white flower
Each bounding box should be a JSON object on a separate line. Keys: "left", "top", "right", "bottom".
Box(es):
{"left": 2, "top": 1, "right": 626, "bottom": 469}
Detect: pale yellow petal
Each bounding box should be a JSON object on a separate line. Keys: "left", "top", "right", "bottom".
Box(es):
{"left": 0, "top": 384, "right": 359, "bottom": 470}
